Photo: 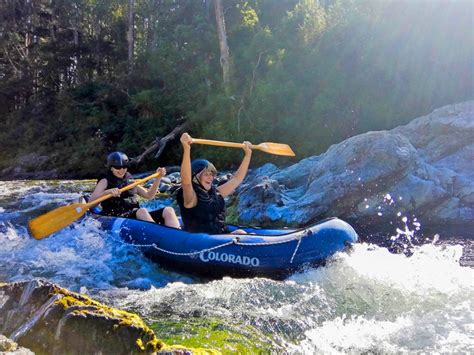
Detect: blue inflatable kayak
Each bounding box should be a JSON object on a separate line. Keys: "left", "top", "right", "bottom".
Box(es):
{"left": 95, "top": 215, "right": 358, "bottom": 279}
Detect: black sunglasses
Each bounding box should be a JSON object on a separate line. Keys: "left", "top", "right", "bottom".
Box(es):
{"left": 112, "top": 165, "right": 128, "bottom": 169}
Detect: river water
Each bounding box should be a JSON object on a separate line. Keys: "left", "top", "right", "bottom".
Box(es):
{"left": 0, "top": 180, "right": 473, "bottom": 353}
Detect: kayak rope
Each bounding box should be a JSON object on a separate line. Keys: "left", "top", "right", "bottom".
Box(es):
{"left": 290, "top": 236, "right": 302, "bottom": 264}
{"left": 151, "top": 240, "right": 235, "bottom": 256}
{"left": 123, "top": 239, "right": 235, "bottom": 257}
{"left": 121, "top": 229, "right": 312, "bottom": 263}
{"left": 232, "top": 230, "right": 308, "bottom": 264}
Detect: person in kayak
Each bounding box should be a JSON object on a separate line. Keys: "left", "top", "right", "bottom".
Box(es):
{"left": 177, "top": 132, "right": 252, "bottom": 234}
{"left": 90, "top": 151, "right": 180, "bottom": 228}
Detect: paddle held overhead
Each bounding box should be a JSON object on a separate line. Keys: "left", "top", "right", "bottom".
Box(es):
{"left": 191, "top": 138, "right": 295, "bottom": 157}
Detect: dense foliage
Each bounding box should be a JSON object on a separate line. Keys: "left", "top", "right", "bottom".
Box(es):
{"left": 0, "top": 0, "right": 472, "bottom": 177}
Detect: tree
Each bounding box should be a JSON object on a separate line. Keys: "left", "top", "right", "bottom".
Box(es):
{"left": 0, "top": 0, "right": 472, "bottom": 178}
{"left": 127, "top": 0, "right": 134, "bottom": 76}
{"left": 213, "top": 0, "right": 232, "bottom": 95}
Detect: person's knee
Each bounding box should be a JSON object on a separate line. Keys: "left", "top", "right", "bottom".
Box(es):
{"left": 136, "top": 208, "right": 151, "bottom": 219}
{"left": 137, "top": 207, "right": 147, "bottom": 215}
{"left": 163, "top": 207, "right": 176, "bottom": 218}
{"left": 162, "top": 207, "right": 180, "bottom": 228}
{"left": 231, "top": 229, "right": 247, "bottom": 235}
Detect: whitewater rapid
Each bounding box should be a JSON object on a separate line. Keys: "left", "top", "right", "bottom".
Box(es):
{"left": 0, "top": 180, "right": 472, "bottom": 352}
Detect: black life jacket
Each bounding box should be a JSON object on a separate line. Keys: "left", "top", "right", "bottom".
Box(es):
{"left": 99, "top": 171, "right": 140, "bottom": 216}
{"left": 176, "top": 182, "right": 227, "bottom": 234}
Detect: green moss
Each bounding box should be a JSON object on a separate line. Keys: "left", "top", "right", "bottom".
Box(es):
{"left": 225, "top": 202, "right": 240, "bottom": 226}
{"left": 151, "top": 318, "right": 278, "bottom": 353}
{"left": 160, "top": 344, "right": 221, "bottom": 354}
{"left": 50, "top": 286, "right": 221, "bottom": 354}
{"left": 51, "top": 286, "right": 164, "bottom": 352}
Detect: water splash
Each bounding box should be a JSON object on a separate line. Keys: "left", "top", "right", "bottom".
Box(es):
{"left": 366, "top": 191, "right": 440, "bottom": 255}
{"left": 1, "top": 180, "right": 472, "bottom": 353}
{"left": 0, "top": 217, "right": 191, "bottom": 292}
{"left": 100, "top": 243, "right": 473, "bottom": 353}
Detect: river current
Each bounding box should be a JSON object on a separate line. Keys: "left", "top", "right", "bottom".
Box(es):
{"left": 0, "top": 180, "right": 472, "bottom": 353}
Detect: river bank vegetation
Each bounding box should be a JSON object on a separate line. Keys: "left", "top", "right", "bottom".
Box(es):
{"left": 1, "top": 0, "right": 472, "bottom": 178}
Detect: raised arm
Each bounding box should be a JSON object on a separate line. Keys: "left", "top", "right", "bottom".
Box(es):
{"left": 180, "top": 133, "right": 198, "bottom": 208}
{"left": 136, "top": 167, "right": 166, "bottom": 200}
{"left": 217, "top": 141, "right": 252, "bottom": 198}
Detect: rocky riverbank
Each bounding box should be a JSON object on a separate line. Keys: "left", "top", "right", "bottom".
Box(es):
{"left": 234, "top": 101, "right": 474, "bottom": 237}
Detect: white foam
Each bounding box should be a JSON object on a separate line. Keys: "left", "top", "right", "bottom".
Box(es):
{"left": 1, "top": 180, "right": 472, "bottom": 353}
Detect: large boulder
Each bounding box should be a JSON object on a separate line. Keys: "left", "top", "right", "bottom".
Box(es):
{"left": 0, "top": 280, "right": 162, "bottom": 354}
{"left": 236, "top": 101, "right": 474, "bottom": 236}
{"left": 0, "top": 280, "right": 218, "bottom": 354}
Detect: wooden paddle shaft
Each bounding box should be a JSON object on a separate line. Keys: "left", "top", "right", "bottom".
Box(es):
{"left": 191, "top": 138, "right": 295, "bottom": 156}
{"left": 192, "top": 138, "right": 255, "bottom": 149}
{"left": 28, "top": 171, "right": 163, "bottom": 240}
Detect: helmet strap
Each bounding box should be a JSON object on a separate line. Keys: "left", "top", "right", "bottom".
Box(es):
{"left": 192, "top": 173, "right": 207, "bottom": 190}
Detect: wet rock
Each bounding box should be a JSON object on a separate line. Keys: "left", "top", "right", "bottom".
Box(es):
{"left": 158, "top": 172, "right": 182, "bottom": 194}
{"left": 166, "top": 172, "right": 181, "bottom": 184}
{"left": 0, "top": 280, "right": 215, "bottom": 354}
{"left": 0, "top": 280, "right": 162, "bottom": 354}
{"left": 215, "top": 173, "right": 233, "bottom": 187}
{"left": 0, "top": 153, "right": 59, "bottom": 180}
{"left": 0, "top": 334, "right": 34, "bottom": 354}
{"left": 159, "top": 181, "right": 173, "bottom": 193}
{"left": 160, "top": 177, "right": 172, "bottom": 185}
{"left": 238, "top": 178, "right": 285, "bottom": 224}
{"left": 236, "top": 101, "right": 474, "bottom": 235}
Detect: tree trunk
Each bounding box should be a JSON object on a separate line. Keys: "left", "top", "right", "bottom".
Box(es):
{"left": 71, "top": 3, "right": 80, "bottom": 86}
{"left": 127, "top": 0, "right": 135, "bottom": 76}
{"left": 24, "top": 0, "right": 33, "bottom": 57}
{"left": 213, "top": 0, "right": 231, "bottom": 95}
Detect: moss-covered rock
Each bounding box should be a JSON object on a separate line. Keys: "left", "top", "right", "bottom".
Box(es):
{"left": 152, "top": 318, "right": 280, "bottom": 353}
{"left": 0, "top": 280, "right": 220, "bottom": 354}
{"left": 0, "top": 334, "right": 34, "bottom": 354}
{"left": 0, "top": 280, "right": 162, "bottom": 354}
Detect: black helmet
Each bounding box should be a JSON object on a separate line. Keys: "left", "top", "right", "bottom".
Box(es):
{"left": 191, "top": 159, "right": 217, "bottom": 177}
{"left": 107, "top": 151, "right": 129, "bottom": 168}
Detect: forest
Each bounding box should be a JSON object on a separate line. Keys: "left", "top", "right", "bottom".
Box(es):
{"left": 0, "top": 0, "right": 472, "bottom": 178}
